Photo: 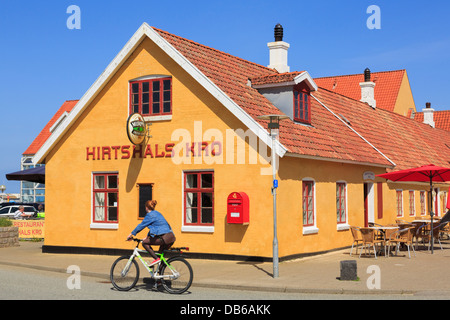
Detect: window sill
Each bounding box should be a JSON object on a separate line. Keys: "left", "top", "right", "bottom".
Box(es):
{"left": 337, "top": 223, "right": 350, "bottom": 231}
{"left": 303, "top": 226, "right": 319, "bottom": 235}
{"left": 90, "top": 223, "right": 118, "bottom": 230}
{"left": 144, "top": 115, "right": 172, "bottom": 122}
{"left": 182, "top": 225, "right": 214, "bottom": 233}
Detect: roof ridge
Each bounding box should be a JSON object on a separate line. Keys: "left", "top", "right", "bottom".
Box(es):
{"left": 152, "top": 27, "right": 277, "bottom": 75}
{"left": 314, "top": 69, "right": 405, "bottom": 80}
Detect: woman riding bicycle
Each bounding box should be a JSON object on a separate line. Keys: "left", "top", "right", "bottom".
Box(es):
{"left": 127, "top": 200, "right": 176, "bottom": 266}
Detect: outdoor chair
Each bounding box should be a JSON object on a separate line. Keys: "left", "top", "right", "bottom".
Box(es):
{"left": 350, "top": 226, "right": 363, "bottom": 256}
{"left": 387, "top": 227, "right": 416, "bottom": 259}
{"left": 359, "top": 228, "right": 384, "bottom": 259}
{"left": 383, "top": 225, "right": 399, "bottom": 255}
{"left": 421, "top": 223, "right": 444, "bottom": 251}
{"left": 441, "top": 222, "right": 450, "bottom": 240}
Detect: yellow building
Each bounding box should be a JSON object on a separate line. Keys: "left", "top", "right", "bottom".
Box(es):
{"left": 34, "top": 23, "right": 450, "bottom": 260}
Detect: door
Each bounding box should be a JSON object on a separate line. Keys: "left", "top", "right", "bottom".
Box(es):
{"left": 364, "top": 183, "right": 374, "bottom": 227}
{"left": 364, "top": 183, "right": 369, "bottom": 227}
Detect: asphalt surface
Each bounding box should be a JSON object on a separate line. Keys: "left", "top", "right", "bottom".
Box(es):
{"left": 1, "top": 240, "right": 450, "bottom": 297}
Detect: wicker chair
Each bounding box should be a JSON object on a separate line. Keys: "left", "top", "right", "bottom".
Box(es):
{"left": 350, "top": 226, "right": 363, "bottom": 256}
{"left": 359, "top": 228, "right": 384, "bottom": 259}
{"left": 387, "top": 227, "right": 416, "bottom": 259}
{"left": 421, "top": 223, "right": 444, "bottom": 251}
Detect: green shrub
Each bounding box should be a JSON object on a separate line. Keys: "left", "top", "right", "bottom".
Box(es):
{"left": 0, "top": 218, "right": 13, "bottom": 227}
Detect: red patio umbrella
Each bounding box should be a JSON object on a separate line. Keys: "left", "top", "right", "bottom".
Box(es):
{"left": 447, "top": 186, "right": 450, "bottom": 210}
{"left": 377, "top": 164, "right": 450, "bottom": 254}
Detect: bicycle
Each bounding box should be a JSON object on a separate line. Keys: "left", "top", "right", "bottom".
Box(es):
{"left": 110, "top": 238, "right": 193, "bottom": 294}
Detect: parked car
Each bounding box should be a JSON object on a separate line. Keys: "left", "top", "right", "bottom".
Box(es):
{"left": 0, "top": 205, "right": 38, "bottom": 219}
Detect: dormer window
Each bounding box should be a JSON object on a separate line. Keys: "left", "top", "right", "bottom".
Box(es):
{"left": 293, "top": 82, "right": 311, "bottom": 124}
{"left": 130, "top": 76, "right": 172, "bottom": 116}
{"left": 250, "top": 71, "right": 317, "bottom": 125}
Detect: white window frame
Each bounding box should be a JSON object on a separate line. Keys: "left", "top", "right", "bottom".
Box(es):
{"left": 181, "top": 169, "right": 215, "bottom": 233}
{"left": 336, "top": 181, "right": 349, "bottom": 231}
{"left": 90, "top": 171, "right": 119, "bottom": 230}
{"left": 302, "top": 178, "right": 318, "bottom": 235}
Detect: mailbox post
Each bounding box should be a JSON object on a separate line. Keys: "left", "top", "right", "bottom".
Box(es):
{"left": 258, "top": 114, "right": 289, "bottom": 278}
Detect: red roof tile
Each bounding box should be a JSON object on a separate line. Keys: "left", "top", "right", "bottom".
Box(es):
{"left": 314, "top": 70, "right": 405, "bottom": 112}
{"left": 23, "top": 100, "right": 78, "bottom": 155}
{"left": 413, "top": 110, "right": 450, "bottom": 131}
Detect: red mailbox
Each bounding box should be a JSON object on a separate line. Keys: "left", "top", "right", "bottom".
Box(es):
{"left": 227, "top": 192, "right": 249, "bottom": 225}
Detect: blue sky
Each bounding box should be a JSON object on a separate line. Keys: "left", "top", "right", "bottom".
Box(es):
{"left": 1, "top": 0, "right": 449, "bottom": 194}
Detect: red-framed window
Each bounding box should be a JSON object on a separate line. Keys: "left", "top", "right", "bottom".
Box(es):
{"left": 93, "top": 173, "right": 118, "bottom": 223}
{"left": 130, "top": 77, "right": 172, "bottom": 116}
{"left": 294, "top": 82, "right": 311, "bottom": 124}
{"left": 409, "top": 191, "right": 415, "bottom": 216}
{"left": 396, "top": 190, "right": 403, "bottom": 217}
{"left": 336, "top": 182, "right": 346, "bottom": 224}
{"left": 303, "top": 180, "right": 314, "bottom": 227}
{"left": 184, "top": 171, "right": 214, "bottom": 226}
{"left": 420, "top": 191, "right": 426, "bottom": 216}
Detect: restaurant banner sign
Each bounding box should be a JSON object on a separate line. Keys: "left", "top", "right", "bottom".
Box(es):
{"left": 12, "top": 220, "right": 45, "bottom": 239}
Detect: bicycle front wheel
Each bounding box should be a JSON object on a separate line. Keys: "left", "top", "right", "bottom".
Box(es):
{"left": 159, "top": 256, "right": 193, "bottom": 294}
{"left": 110, "top": 255, "right": 140, "bottom": 291}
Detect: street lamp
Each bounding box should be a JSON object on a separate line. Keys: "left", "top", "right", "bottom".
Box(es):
{"left": 257, "top": 114, "right": 289, "bottom": 278}
{"left": 0, "top": 185, "right": 6, "bottom": 203}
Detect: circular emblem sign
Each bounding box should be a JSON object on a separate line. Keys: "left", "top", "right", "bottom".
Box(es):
{"left": 126, "top": 113, "right": 146, "bottom": 145}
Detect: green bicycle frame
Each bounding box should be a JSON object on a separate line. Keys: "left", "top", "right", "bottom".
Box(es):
{"left": 125, "top": 247, "right": 179, "bottom": 280}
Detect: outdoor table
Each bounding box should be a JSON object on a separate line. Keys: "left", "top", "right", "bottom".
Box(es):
{"left": 368, "top": 226, "right": 399, "bottom": 256}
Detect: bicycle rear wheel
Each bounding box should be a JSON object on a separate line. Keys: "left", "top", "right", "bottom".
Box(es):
{"left": 159, "top": 256, "right": 193, "bottom": 294}
{"left": 110, "top": 256, "right": 140, "bottom": 291}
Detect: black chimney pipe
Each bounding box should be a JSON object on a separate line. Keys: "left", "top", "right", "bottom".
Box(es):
{"left": 364, "top": 68, "right": 371, "bottom": 82}
{"left": 274, "top": 24, "right": 283, "bottom": 42}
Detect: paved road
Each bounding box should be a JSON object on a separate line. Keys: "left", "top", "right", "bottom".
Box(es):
{"left": 0, "top": 264, "right": 443, "bottom": 301}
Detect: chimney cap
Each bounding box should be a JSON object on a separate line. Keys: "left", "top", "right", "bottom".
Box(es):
{"left": 426, "top": 102, "right": 431, "bottom": 108}
{"left": 274, "top": 23, "right": 283, "bottom": 42}
{"left": 364, "top": 68, "right": 371, "bottom": 82}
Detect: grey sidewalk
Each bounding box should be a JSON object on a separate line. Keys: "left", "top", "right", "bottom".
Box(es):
{"left": 1, "top": 241, "right": 450, "bottom": 296}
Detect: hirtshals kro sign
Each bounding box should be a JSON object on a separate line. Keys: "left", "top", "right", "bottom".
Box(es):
{"left": 126, "top": 113, "right": 146, "bottom": 145}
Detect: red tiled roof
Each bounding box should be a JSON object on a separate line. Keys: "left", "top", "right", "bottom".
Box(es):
{"left": 23, "top": 100, "right": 78, "bottom": 155}
{"left": 154, "top": 28, "right": 393, "bottom": 167}
{"left": 413, "top": 110, "right": 450, "bottom": 131}
{"left": 314, "top": 89, "right": 450, "bottom": 170}
{"left": 154, "top": 27, "right": 450, "bottom": 170}
{"left": 250, "top": 71, "right": 304, "bottom": 86}
{"left": 314, "top": 70, "right": 405, "bottom": 112}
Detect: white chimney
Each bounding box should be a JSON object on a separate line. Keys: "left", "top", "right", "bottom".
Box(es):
{"left": 360, "top": 68, "right": 376, "bottom": 109}
{"left": 267, "top": 24, "right": 290, "bottom": 73}
{"left": 423, "top": 102, "right": 435, "bottom": 128}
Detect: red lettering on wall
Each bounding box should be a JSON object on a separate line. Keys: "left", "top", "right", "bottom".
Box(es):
{"left": 165, "top": 143, "right": 175, "bottom": 158}
{"left": 111, "top": 146, "right": 120, "bottom": 160}
{"left": 121, "top": 146, "right": 130, "bottom": 159}
{"left": 155, "top": 144, "right": 165, "bottom": 158}
{"left": 186, "top": 143, "right": 196, "bottom": 157}
{"left": 144, "top": 144, "right": 154, "bottom": 158}
{"left": 210, "top": 141, "right": 222, "bottom": 156}
{"left": 102, "top": 146, "right": 111, "bottom": 160}
{"left": 86, "top": 147, "right": 95, "bottom": 160}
